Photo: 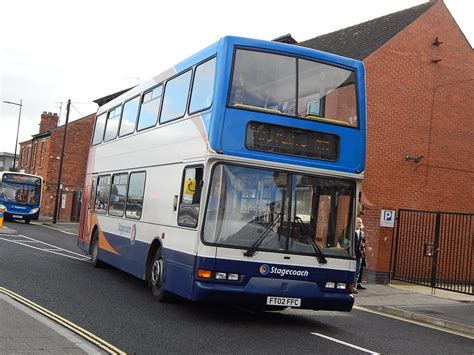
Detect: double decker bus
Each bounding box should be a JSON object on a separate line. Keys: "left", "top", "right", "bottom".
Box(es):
{"left": 78, "top": 36, "right": 366, "bottom": 311}
{"left": 0, "top": 171, "right": 43, "bottom": 224}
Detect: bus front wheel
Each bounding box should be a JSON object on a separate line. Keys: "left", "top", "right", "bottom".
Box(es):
{"left": 150, "top": 248, "right": 173, "bottom": 302}
{"left": 90, "top": 230, "right": 103, "bottom": 268}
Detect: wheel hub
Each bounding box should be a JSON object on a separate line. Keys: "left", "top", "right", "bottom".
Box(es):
{"left": 151, "top": 258, "right": 163, "bottom": 286}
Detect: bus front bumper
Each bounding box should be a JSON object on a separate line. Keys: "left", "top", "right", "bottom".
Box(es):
{"left": 191, "top": 277, "right": 354, "bottom": 311}
{"left": 4, "top": 210, "right": 39, "bottom": 221}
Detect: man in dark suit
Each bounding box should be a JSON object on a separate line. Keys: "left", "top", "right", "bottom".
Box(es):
{"left": 353, "top": 217, "right": 366, "bottom": 293}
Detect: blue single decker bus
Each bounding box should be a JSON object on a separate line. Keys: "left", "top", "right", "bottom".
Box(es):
{"left": 0, "top": 171, "right": 43, "bottom": 224}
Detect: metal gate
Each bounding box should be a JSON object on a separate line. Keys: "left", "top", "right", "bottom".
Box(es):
{"left": 393, "top": 209, "right": 474, "bottom": 295}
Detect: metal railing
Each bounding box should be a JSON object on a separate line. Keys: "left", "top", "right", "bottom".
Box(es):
{"left": 393, "top": 209, "right": 473, "bottom": 295}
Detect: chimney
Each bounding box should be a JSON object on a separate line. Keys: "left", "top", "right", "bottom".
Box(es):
{"left": 39, "top": 111, "right": 59, "bottom": 133}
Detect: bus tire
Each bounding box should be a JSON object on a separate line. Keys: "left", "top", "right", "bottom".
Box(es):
{"left": 150, "top": 247, "right": 173, "bottom": 302}
{"left": 90, "top": 230, "right": 103, "bottom": 268}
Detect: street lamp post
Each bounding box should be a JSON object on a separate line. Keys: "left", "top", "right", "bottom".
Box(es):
{"left": 2, "top": 99, "right": 23, "bottom": 172}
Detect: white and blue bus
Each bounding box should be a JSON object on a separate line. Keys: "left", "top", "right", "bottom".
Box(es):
{"left": 0, "top": 171, "right": 43, "bottom": 224}
{"left": 78, "top": 36, "right": 366, "bottom": 311}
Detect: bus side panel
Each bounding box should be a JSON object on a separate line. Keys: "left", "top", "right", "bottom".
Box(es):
{"left": 97, "top": 231, "right": 150, "bottom": 279}
{"left": 163, "top": 248, "right": 196, "bottom": 299}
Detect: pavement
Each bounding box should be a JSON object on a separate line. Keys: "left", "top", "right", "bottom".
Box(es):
{"left": 1, "top": 222, "right": 473, "bottom": 354}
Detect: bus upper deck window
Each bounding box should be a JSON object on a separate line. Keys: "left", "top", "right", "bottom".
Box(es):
{"left": 92, "top": 113, "right": 106, "bottom": 145}
{"left": 120, "top": 96, "right": 140, "bottom": 137}
{"left": 189, "top": 58, "right": 216, "bottom": 114}
{"left": 161, "top": 70, "right": 192, "bottom": 124}
{"left": 298, "top": 59, "right": 357, "bottom": 127}
{"left": 138, "top": 86, "right": 162, "bottom": 131}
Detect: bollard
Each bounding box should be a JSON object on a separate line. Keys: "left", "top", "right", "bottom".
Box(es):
{"left": 0, "top": 207, "right": 4, "bottom": 229}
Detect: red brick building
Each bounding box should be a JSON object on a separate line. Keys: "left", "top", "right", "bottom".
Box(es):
{"left": 299, "top": 0, "right": 474, "bottom": 282}
{"left": 19, "top": 111, "right": 95, "bottom": 221}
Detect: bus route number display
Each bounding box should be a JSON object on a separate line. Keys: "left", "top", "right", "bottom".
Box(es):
{"left": 2, "top": 174, "right": 40, "bottom": 185}
{"left": 246, "top": 122, "right": 339, "bottom": 161}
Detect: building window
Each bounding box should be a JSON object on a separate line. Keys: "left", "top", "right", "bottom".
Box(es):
{"left": 31, "top": 142, "right": 38, "bottom": 168}
{"left": 26, "top": 146, "right": 31, "bottom": 167}
{"left": 39, "top": 140, "right": 46, "bottom": 167}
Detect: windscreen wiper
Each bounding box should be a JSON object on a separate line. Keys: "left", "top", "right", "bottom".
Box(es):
{"left": 294, "top": 216, "right": 327, "bottom": 264}
{"left": 244, "top": 213, "right": 281, "bottom": 257}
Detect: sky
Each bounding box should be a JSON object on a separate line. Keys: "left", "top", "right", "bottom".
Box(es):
{"left": 1, "top": 0, "right": 472, "bottom": 154}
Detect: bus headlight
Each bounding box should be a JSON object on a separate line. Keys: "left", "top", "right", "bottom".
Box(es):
{"left": 0, "top": 204, "right": 6, "bottom": 211}
{"left": 30, "top": 208, "right": 39, "bottom": 214}
{"left": 336, "top": 283, "right": 347, "bottom": 290}
{"left": 325, "top": 282, "right": 336, "bottom": 289}
{"left": 215, "top": 272, "right": 227, "bottom": 280}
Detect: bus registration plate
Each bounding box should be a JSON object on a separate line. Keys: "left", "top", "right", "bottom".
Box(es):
{"left": 266, "top": 296, "right": 301, "bottom": 307}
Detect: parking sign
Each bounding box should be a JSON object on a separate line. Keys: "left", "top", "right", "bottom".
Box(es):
{"left": 380, "top": 209, "right": 396, "bottom": 228}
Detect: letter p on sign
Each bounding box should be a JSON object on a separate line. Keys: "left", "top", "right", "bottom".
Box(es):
{"left": 380, "top": 209, "right": 395, "bottom": 228}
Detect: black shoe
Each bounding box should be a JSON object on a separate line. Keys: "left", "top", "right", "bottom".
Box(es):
{"left": 352, "top": 290, "right": 358, "bottom": 294}
{"left": 357, "top": 284, "right": 366, "bottom": 290}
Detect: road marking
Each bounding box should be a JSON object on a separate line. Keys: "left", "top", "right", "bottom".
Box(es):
{"left": 354, "top": 305, "right": 474, "bottom": 340}
{"left": 311, "top": 332, "right": 380, "bottom": 354}
{"left": 0, "top": 234, "right": 90, "bottom": 262}
{"left": 31, "top": 221, "right": 77, "bottom": 236}
{"left": 0, "top": 287, "right": 126, "bottom": 354}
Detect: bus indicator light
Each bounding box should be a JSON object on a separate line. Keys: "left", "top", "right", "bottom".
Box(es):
{"left": 197, "top": 269, "right": 212, "bottom": 278}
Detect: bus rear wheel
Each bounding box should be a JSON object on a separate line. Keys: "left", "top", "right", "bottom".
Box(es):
{"left": 149, "top": 248, "right": 173, "bottom": 302}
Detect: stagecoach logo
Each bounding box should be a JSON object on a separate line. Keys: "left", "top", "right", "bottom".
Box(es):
{"left": 259, "top": 264, "right": 270, "bottom": 275}
{"left": 118, "top": 223, "right": 137, "bottom": 246}
{"left": 259, "top": 264, "right": 309, "bottom": 278}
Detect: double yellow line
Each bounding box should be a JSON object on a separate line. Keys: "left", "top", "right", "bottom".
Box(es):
{"left": 0, "top": 287, "right": 126, "bottom": 354}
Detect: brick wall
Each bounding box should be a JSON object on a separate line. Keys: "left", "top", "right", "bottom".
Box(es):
{"left": 18, "top": 113, "right": 95, "bottom": 220}
{"left": 362, "top": 1, "right": 474, "bottom": 280}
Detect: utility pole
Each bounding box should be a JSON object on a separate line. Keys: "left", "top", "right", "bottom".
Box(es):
{"left": 52, "top": 99, "right": 70, "bottom": 224}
